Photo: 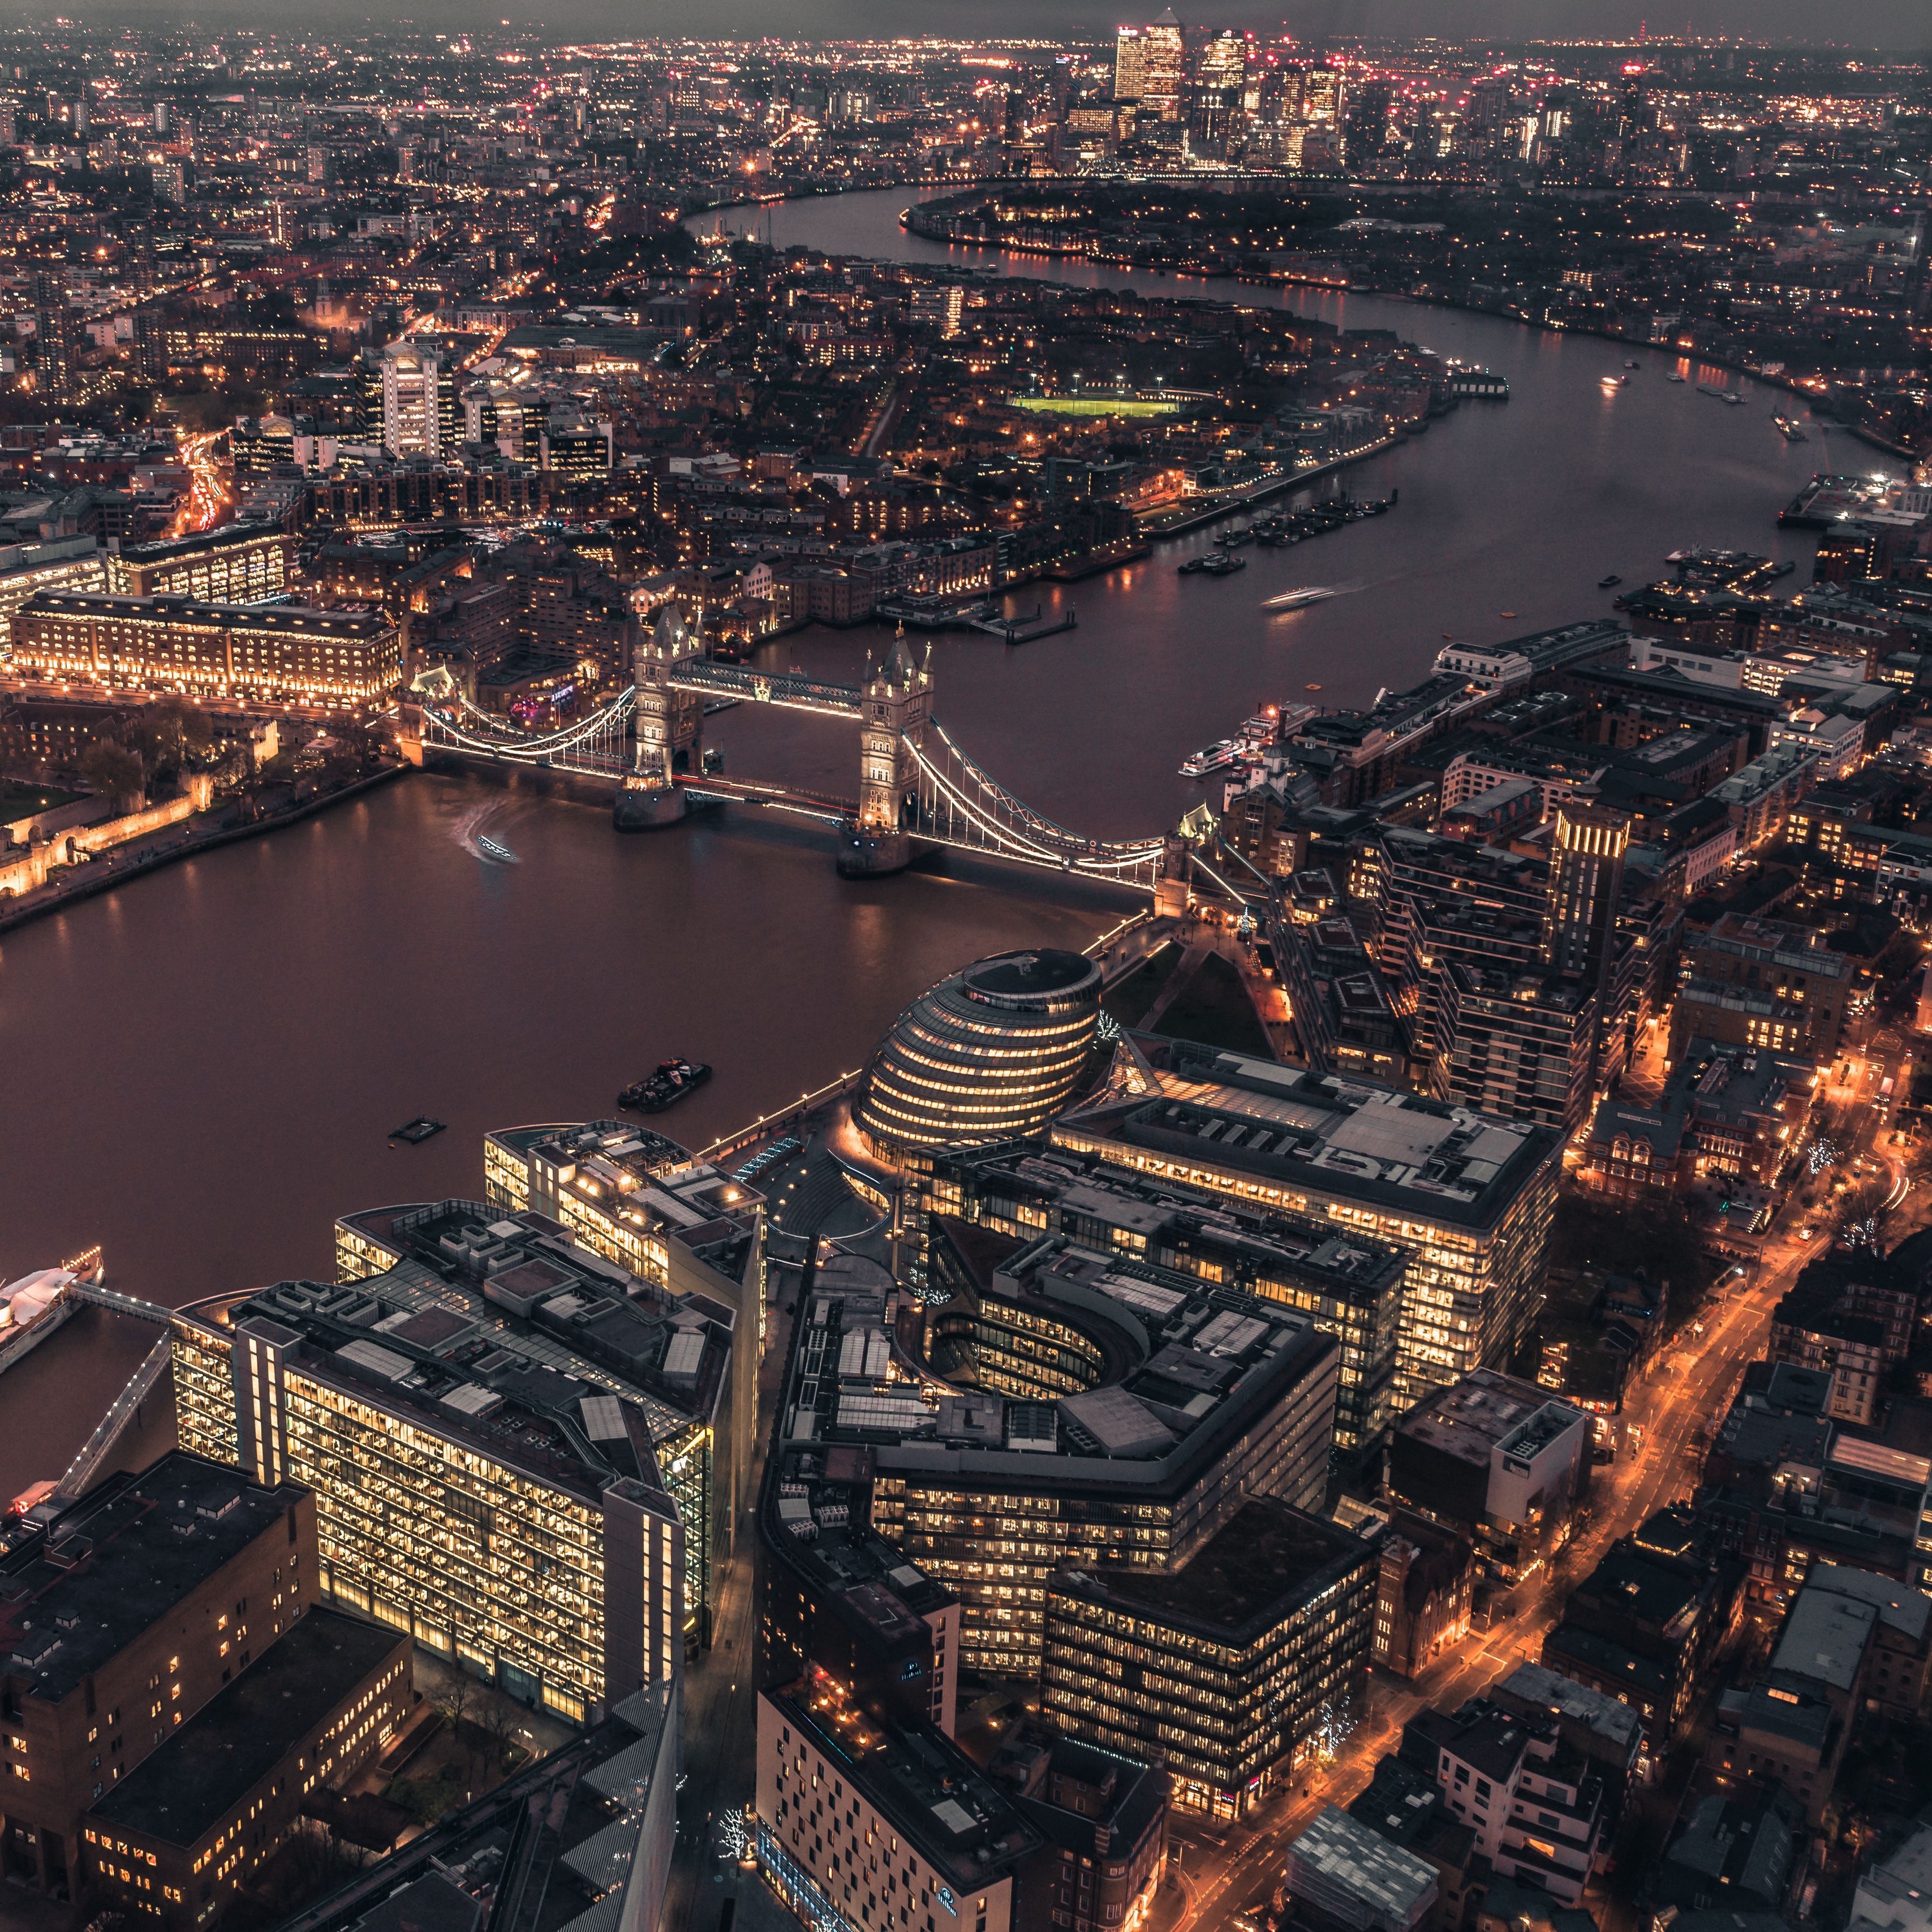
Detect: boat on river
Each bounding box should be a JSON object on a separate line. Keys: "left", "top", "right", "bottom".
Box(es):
{"left": 621, "top": 1060, "right": 711, "bottom": 1113}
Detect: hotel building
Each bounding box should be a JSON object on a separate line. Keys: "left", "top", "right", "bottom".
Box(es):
{"left": 756, "top": 1667, "right": 1039, "bottom": 1932}
{"left": 172, "top": 1203, "right": 714, "bottom": 1721}
{"left": 11, "top": 591, "right": 401, "bottom": 704}
{"left": 1052, "top": 1047, "right": 1560, "bottom": 1408}
{"left": 1043, "top": 1498, "right": 1379, "bottom": 1819}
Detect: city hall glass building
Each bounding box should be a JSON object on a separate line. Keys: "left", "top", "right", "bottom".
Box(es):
{"left": 857, "top": 949, "right": 1103, "bottom": 1159}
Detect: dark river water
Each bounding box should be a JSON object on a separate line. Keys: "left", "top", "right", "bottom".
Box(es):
{"left": 0, "top": 186, "right": 1903, "bottom": 1442}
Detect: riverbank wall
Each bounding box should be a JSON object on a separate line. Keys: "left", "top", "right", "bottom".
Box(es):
{"left": 0, "top": 763, "right": 411, "bottom": 939}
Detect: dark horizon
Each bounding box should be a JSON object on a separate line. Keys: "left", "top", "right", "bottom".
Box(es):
{"left": 15, "top": 1, "right": 1932, "bottom": 48}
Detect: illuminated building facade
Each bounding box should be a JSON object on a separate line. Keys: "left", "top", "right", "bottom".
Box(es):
{"left": 11, "top": 592, "right": 401, "bottom": 704}
{"left": 755, "top": 1667, "right": 1038, "bottom": 1932}
{"left": 857, "top": 949, "right": 1103, "bottom": 1161}
{"left": 0, "top": 536, "right": 106, "bottom": 642}
{"left": 913, "top": 1141, "right": 1404, "bottom": 1449}
{"left": 1043, "top": 1498, "right": 1378, "bottom": 1819}
{"left": 1138, "top": 8, "right": 1184, "bottom": 119}
{"left": 380, "top": 346, "right": 446, "bottom": 459}
{"left": 1112, "top": 26, "right": 1146, "bottom": 102}
{"left": 766, "top": 1223, "right": 1337, "bottom": 1681}
{"left": 102, "top": 524, "right": 295, "bottom": 603}
{"left": 1541, "top": 798, "right": 1630, "bottom": 983}
{"left": 483, "top": 1118, "right": 767, "bottom": 1531}
{"left": 1387, "top": 1369, "right": 1590, "bottom": 1585}
{"left": 1052, "top": 1048, "right": 1560, "bottom": 1408}
{"left": 0, "top": 1453, "right": 315, "bottom": 1901}
{"left": 172, "top": 1202, "right": 710, "bottom": 1720}
{"left": 80, "top": 1610, "right": 410, "bottom": 1932}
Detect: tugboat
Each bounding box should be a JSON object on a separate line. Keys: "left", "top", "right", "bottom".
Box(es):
{"left": 1199, "top": 552, "right": 1247, "bottom": 576}
{"left": 1598, "top": 573, "right": 1622, "bottom": 588}
{"left": 620, "top": 1059, "right": 712, "bottom": 1113}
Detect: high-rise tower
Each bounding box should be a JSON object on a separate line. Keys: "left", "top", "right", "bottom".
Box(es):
{"left": 1541, "top": 797, "right": 1630, "bottom": 984}
{"left": 1141, "top": 8, "right": 1185, "bottom": 120}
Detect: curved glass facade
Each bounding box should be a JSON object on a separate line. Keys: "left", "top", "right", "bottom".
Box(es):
{"left": 857, "top": 948, "right": 1103, "bottom": 1159}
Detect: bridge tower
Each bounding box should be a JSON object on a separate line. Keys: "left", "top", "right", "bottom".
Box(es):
{"left": 838, "top": 634, "right": 931, "bottom": 879}
{"left": 617, "top": 604, "right": 704, "bottom": 831}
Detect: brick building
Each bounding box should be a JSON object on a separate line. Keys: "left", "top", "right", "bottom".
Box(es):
{"left": 79, "top": 1608, "right": 409, "bottom": 1930}
{"left": 0, "top": 1453, "right": 315, "bottom": 1898}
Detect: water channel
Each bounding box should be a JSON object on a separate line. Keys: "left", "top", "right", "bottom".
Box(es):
{"left": 0, "top": 183, "right": 1891, "bottom": 1389}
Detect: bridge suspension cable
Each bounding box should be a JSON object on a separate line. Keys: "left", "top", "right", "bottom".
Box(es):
{"left": 429, "top": 685, "right": 638, "bottom": 758}
{"left": 416, "top": 675, "right": 1169, "bottom": 889}
{"left": 906, "top": 725, "right": 1165, "bottom": 880}
{"left": 923, "top": 720, "right": 1163, "bottom": 860}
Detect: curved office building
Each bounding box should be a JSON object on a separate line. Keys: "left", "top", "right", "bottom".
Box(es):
{"left": 857, "top": 948, "right": 1103, "bottom": 1159}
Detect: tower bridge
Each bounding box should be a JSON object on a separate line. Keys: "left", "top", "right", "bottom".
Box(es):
{"left": 406, "top": 607, "right": 1186, "bottom": 898}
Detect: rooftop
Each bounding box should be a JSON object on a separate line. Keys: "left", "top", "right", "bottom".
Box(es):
{"left": 1396, "top": 1369, "right": 1576, "bottom": 1470}
{"left": 89, "top": 1607, "right": 405, "bottom": 1845}
{"left": 1804, "top": 1562, "right": 1932, "bottom": 1643}
{"left": 0, "top": 1453, "right": 305, "bottom": 1703}
{"left": 110, "top": 522, "right": 285, "bottom": 564}
{"left": 932, "top": 1142, "right": 1407, "bottom": 1310}
{"left": 1769, "top": 1580, "right": 1878, "bottom": 1693}
{"left": 766, "top": 1667, "right": 1042, "bottom": 1889}
{"left": 1056, "top": 1052, "right": 1557, "bottom": 1233}
{"left": 1049, "top": 1498, "right": 1374, "bottom": 1644}
{"left": 1493, "top": 1662, "right": 1645, "bottom": 1758}
{"left": 178, "top": 1203, "right": 732, "bottom": 1504}
{"left": 877, "top": 1226, "right": 1332, "bottom": 1492}
{"left": 1284, "top": 1805, "right": 1439, "bottom": 1929}
{"left": 487, "top": 1121, "right": 765, "bottom": 1295}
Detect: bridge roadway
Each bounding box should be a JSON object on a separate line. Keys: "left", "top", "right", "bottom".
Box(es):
{"left": 679, "top": 774, "right": 859, "bottom": 824}
{"left": 414, "top": 666, "right": 1173, "bottom": 891}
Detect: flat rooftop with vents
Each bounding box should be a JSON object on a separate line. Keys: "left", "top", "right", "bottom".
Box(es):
{"left": 85, "top": 1607, "right": 406, "bottom": 1846}
{"left": 0, "top": 1453, "right": 307, "bottom": 1702}
{"left": 1056, "top": 1050, "right": 1558, "bottom": 1234}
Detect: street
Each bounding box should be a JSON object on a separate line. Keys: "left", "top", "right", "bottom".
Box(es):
{"left": 666, "top": 1017, "right": 1932, "bottom": 1932}
{"left": 1160, "top": 1217, "right": 1825, "bottom": 1932}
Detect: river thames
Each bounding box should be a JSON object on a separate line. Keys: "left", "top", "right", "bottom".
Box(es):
{"left": 0, "top": 186, "right": 1895, "bottom": 1322}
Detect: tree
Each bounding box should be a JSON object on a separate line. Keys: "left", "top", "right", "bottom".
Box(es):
{"left": 481, "top": 1694, "right": 519, "bottom": 1778}
{"left": 441, "top": 1668, "right": 475, "bottom": 1766}
{"left": 79, "top": 737, "right": 144, "bottom": 811}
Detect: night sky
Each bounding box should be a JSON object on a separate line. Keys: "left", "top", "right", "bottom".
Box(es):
{"left": 49, "top": 0, "right": 1932, "bottom": 47}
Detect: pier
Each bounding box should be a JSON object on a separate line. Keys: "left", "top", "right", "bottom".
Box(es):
{"left": 968, "top": 603, "right": 1078, "bottom": 644}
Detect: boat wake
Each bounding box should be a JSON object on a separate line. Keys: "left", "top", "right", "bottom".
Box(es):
{"left": 455, "top": 803, "right": 520, "bottom": 865}
{"left": 1263, "top": 579, "right": 1364, "bottom": 613}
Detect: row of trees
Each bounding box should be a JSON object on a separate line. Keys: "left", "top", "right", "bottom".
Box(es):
{"left": 75, "top": 699, "right": 223, "bottom": 811}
